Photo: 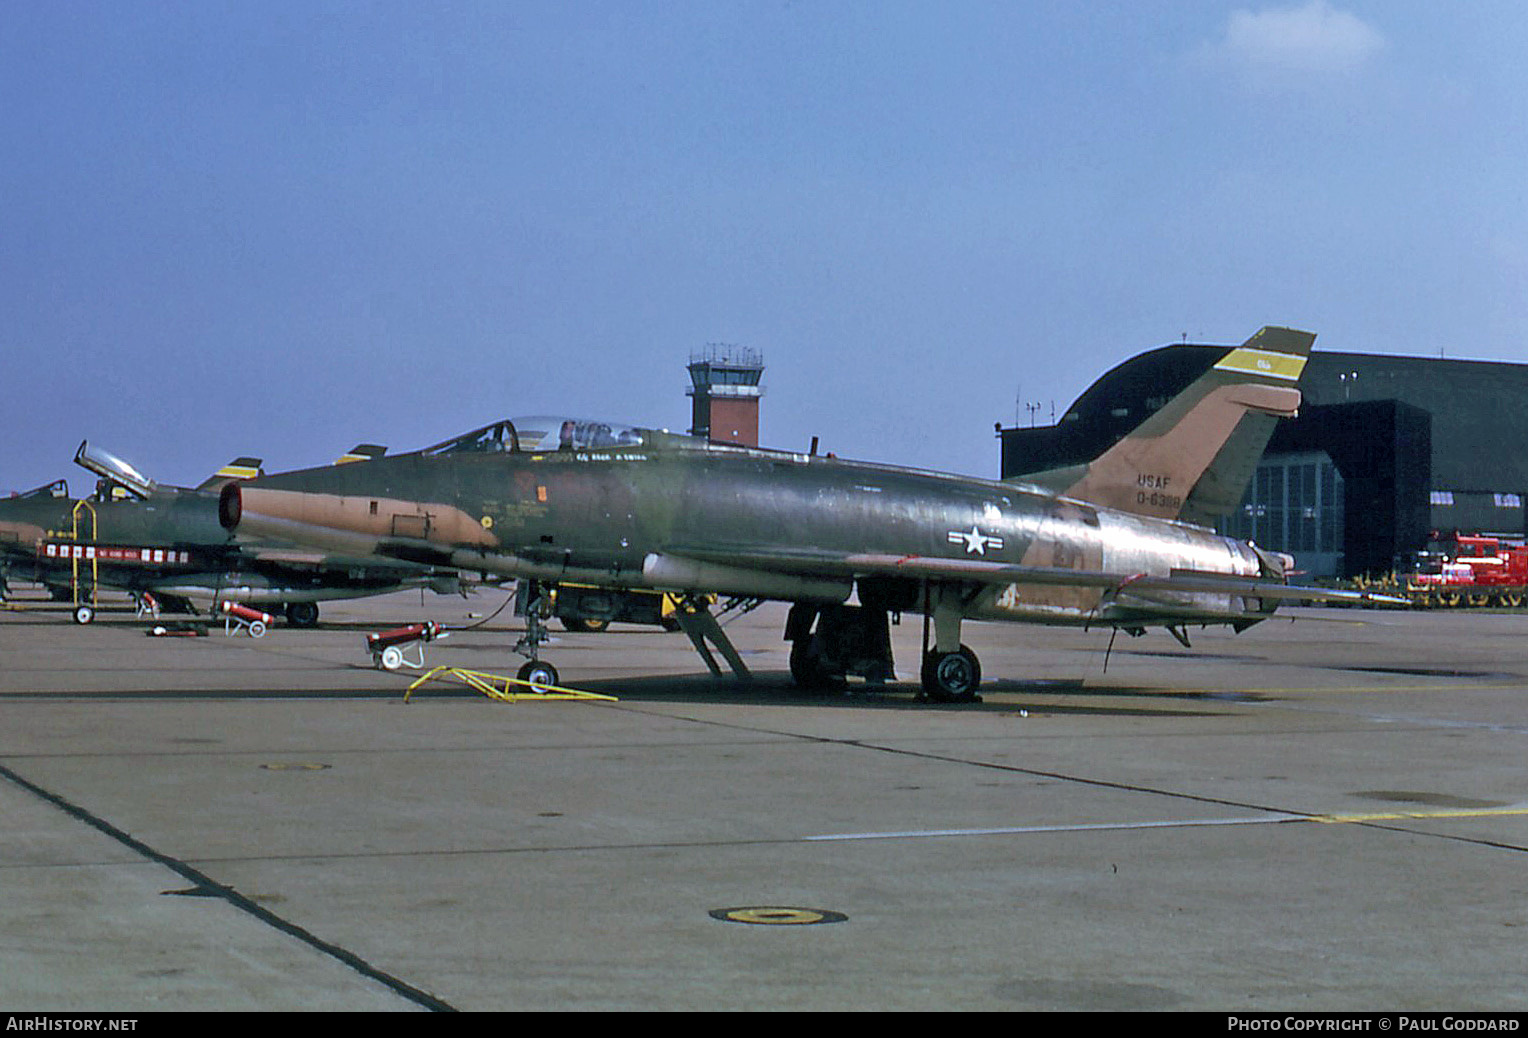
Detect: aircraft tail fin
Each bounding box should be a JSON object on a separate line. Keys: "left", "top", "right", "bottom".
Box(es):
{"left": 1021, "top": 326, "right": 1313, "bottom": 526}
{"left": 197, "top": 457, "right": 265, "bottom": 492}
{"left": 335, "top": 444, "right": 387, "bottom": 465}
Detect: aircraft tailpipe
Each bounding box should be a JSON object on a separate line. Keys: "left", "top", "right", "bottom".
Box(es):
{"left": 218, "top": 482, "right": 242, "bottom": 530}
{"left": 219, "top": 484, "right": 385, "bottom": 550}
{"left": 642, "top": 553, "right": 851, "bottom": 603}
{"left": 1250, "top": 544, "right": 1294, "bottom": 581}
{"left": 220, "top": 485, "right": 495, "bottom": 548}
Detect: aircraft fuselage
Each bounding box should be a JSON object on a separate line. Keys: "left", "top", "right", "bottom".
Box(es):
{"left": 232, "top": 442, "right": 1270, "bottom": 631}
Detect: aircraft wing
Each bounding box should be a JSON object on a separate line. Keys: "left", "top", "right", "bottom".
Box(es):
{"left": 661, "top": 546, "right": 1407, "bottom": 608}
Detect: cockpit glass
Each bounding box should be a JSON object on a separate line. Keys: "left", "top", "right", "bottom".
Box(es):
{"left": 422, "top": 421, "right": 519, "bottom": 455}
{"left": 17, "top": 479, "right": 69, "bottom": 499}
{"left": 421, "top": 417, "right": 647, "bottom": 456}
{"left": 511, "top": 417, "right": 646, "bottom": 452}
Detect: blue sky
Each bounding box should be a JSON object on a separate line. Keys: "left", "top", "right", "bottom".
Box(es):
{"left": 3, "top": 2, "right": 1525, "bottom": 492}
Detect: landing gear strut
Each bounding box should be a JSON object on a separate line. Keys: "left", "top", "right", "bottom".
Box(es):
{"left": 918, "top": 583, "right": 982, "bottom": 703}
{"left": 513, "top": 581, "right": 560, "bottom": 691}
{"left": 785, "top": 603, "right": 895, "bottom": 692}
{"left": 784, "top": 585, "right": 984, "bottom": 704}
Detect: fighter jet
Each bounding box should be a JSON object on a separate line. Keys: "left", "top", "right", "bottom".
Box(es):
{"left": 0, "top": 441, "right": 467, "bottom": 625}
{"left": 217, "top": 327, "right": 1398, "bottom": 699}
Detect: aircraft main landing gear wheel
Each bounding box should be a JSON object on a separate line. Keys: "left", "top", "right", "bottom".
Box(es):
{"left": 285, "top": 602, "right": 320, "bottom": 628}
{"left": 789, "top": 635, "right": 844, "bottom": 692}
{"left": 73, "top": 604, "right": 95, "bottom": 625}
{"left": 921, "top": 645, "right": 982, "bottom": 703}
{"left": 517, "top": 659, "right": 559, "bottom": 693}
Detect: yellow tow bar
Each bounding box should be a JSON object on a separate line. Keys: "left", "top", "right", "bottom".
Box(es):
{"left": 403, "top": 666, "right": 618, "bottom": 704}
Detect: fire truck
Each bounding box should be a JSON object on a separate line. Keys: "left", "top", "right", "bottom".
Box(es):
{"left": 1401, "top": 533, "right": 1528, "bottom": 607}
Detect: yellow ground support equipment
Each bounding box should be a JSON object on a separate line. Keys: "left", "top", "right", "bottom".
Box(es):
{"left": 403, "top": 666, "right": 618, "bottom": 704}
{"left": 69, "top": 499, "right": 98, "bottom": 623}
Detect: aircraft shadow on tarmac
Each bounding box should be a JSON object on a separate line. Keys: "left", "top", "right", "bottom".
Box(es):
{"left": 416, "top": 670, "right": 1235, "bottom": 718}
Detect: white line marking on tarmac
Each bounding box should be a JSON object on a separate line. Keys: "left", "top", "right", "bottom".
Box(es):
{"left": 806, "top": 814, "right": 1304, "bottom": 842}
{"left": 806, "top": 805, "right": 1528, "bottom": 842}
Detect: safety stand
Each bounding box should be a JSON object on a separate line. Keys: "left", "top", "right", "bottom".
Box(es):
{"left": 672, "top": 595, "right": 752, "bottom": 681}
{"left": 135, "top": 592, "right": 161, "bottom": 620}
{"left": 403, "top": 666, "right": 618, "bottom": 704}
{"left": 366, "top": 622, "right": 446, "bottom": 671}
{"left": 220, "top": 601, "right": 273, "bottom": 638}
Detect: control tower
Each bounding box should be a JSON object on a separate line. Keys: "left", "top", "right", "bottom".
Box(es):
{"left": 687, "top": 344, "right": 764, "bottom": 446}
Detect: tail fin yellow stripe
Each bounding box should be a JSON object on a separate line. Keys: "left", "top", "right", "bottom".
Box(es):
{"left": 1213, "top": 347, "right": 1308, "bottom": 381}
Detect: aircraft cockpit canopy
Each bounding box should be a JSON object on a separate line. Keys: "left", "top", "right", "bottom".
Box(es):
{"left": 15, "top": 479, "right": 69, "bottom": 499}
{"left": 511, "top": 416, "right": 646, "bottom": 452}
{"left": 73, "top": 442, "right": 156, "bottom": 499}
{"left": 421, "top": 420, "right": 521, "bottom": 456}
{"left": 420, "top": 417, "right": 648, "bottom": 456}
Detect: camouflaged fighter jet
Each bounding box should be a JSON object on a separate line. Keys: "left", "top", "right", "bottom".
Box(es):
{"left": 0, "top": 441, "right": 466, "bottom": 625}
{"left": 215, "top": 326, "right": 1402, "bottom": 700}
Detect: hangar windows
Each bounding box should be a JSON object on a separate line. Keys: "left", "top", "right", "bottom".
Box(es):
{"left": 1221, "top": 452, "right": 1345, "bottom": 577}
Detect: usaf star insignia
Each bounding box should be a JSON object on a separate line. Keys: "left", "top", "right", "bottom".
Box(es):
{"left": 948, "top": 525, "right": 1004, "bottom": 555}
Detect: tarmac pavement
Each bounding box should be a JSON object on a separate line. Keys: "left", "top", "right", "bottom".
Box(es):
{"left": 2, "top": 587, "right": 1526, "bottom": 1011}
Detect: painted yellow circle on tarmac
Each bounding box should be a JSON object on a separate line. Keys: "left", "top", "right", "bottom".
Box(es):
{"left": 710, "top": 907, "right": 847, "bottom": 925}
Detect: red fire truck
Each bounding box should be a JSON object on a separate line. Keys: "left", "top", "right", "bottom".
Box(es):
{"left": 1404, "top": 533, "right": 1528, "bottom": 607}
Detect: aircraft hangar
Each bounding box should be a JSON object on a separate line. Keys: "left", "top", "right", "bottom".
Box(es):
{"left": 997, "top": 341, "right": 1528, "bottom": 579}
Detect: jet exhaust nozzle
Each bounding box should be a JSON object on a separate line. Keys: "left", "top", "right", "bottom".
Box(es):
{"left": 218, "top": 484, "right": 395, "bottom": 558}
{"left": 218, "top": 482, "right": 242, "bottom": 531}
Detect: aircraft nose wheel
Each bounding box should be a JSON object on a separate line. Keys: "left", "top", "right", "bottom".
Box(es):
{"left": 512, "top": 581, "right": 563, "bottom": 692}
{"left": 516, "top": 660, "right": 559, "bottom": 692}
{"left": 921, "top": 645, "right": 982, "bottom": 703}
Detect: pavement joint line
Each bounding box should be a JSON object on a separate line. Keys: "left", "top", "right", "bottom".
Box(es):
{"left": 0, "top": 758, "right": 458, "bottom": 1013}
